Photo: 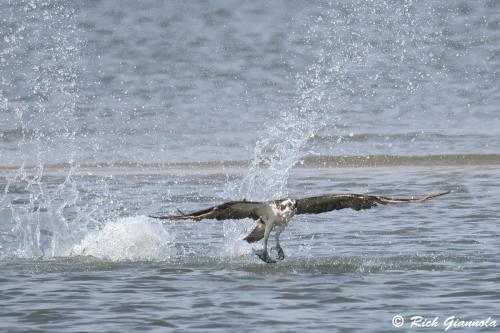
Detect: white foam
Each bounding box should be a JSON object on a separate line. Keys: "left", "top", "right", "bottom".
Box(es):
{"left": 222, "top": 220, "right": 254, "bottom": 258}
{"left": 71, "top": 216, "right": 174, "bottom": 261}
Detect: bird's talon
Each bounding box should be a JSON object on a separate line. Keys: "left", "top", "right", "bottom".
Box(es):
{"left": 276, "top": 246, "right": 285, "bottom": 261}
{"left": 271, "top": 246, "right": 285, "bottom": 260}
{"left": 254, "top": 249, "right": 276, "bottom": 264}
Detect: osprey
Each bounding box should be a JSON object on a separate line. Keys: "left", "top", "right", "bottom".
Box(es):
{"left": 150, "top": 191, "right": 449, "bottom": 263}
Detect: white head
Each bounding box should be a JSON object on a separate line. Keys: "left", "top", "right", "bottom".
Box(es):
{"left": 276, "top": 199, "right": 296, "bottom": 219}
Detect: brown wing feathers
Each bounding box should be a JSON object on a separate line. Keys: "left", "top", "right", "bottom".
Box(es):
{"left": 150, "top": 192, "right": 449, "bottom": 220}
{"left": 150, "top": 192, "right": 448, "bottom": 244}
{"left": 295, "top": 191, "right": 449, "bottom": 215}
{"left": 150, "top": 201, "right": 265, "bottom": 221}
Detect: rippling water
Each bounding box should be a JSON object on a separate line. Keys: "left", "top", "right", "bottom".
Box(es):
{"left": 1, "top": 0, "right": 499, "bottom": 332}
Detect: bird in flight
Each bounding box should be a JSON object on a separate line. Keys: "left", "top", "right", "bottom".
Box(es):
{"left": 150, "top": 191, "right": 449, "bottom": 263}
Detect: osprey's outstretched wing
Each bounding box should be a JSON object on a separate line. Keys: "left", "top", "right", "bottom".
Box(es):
{"left": 295, "top": 191, "right": 449, "bottom": 215}
{"left": 150, "top": 201, "right": 267, "bottom": 221}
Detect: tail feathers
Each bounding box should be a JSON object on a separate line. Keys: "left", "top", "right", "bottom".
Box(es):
{"left": 243, "top": 220, "right": 266, "bottom": 243}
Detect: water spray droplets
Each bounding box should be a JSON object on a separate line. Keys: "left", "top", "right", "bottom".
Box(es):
{"left": 0, "top": 1, "right": 87, "bottom": 258}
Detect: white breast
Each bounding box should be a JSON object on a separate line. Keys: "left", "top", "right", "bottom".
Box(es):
{"left": 269, "top": 202, "right": 295, "bottom": 226}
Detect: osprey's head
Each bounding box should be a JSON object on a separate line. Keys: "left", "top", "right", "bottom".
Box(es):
{"left": 278, "top": 199, "right": 297, "bottom": 216}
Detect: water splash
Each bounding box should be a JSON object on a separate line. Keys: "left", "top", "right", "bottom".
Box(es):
{"left": 235, "top": 1, "right": 440, "bottom": 201}
{"left": 0, "top": 1, "right": 87, "bottom": 258}
{"left": 234, "top": 15, "right": 340, "bottom": 201}
{"left": 0, "top": 1, "right": 456, "bottom": 260}
{"left": 71, "top": 216, "right": 174, "bottom": 261}
{"left": 222, "top": 220, "right": 254, "bottom": 258}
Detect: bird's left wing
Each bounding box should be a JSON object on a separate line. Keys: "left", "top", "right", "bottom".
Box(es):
{"left": 295, "top": 191, "right": 449, "bottom": 215}
{"left": 150, "top": 201, "right": 267, "bottom": 221}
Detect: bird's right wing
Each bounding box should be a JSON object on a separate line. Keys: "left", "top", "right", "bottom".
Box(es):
{"left": 150, "top": 201, "right": 267, "bottom": 221}
{"left": 295, "top": 191, "right": 450, "bottom": 215}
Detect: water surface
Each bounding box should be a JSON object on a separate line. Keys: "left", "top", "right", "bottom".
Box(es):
{"left": 0, "top": 0, "right": 499, "bottom": 332}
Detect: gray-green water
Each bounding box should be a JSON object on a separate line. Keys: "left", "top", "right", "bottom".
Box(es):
{"left": 1, "top": 0, "right": 499, "bottom": 332}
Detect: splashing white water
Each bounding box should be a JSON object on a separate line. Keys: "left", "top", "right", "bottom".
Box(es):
{"left": 71, "top": 216, "right": 174, "bottom": 261}
{"left": 235, "top": 16, "right": 336, "bottom": 201}
{"left": 234, "top": 1, "right": 432, "bottom": 202}
{"left": 0, "top": 1, "right": 92, "bottom": 260}
{"left": 222, "top": 221, "right": 254, "bottom": 258}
